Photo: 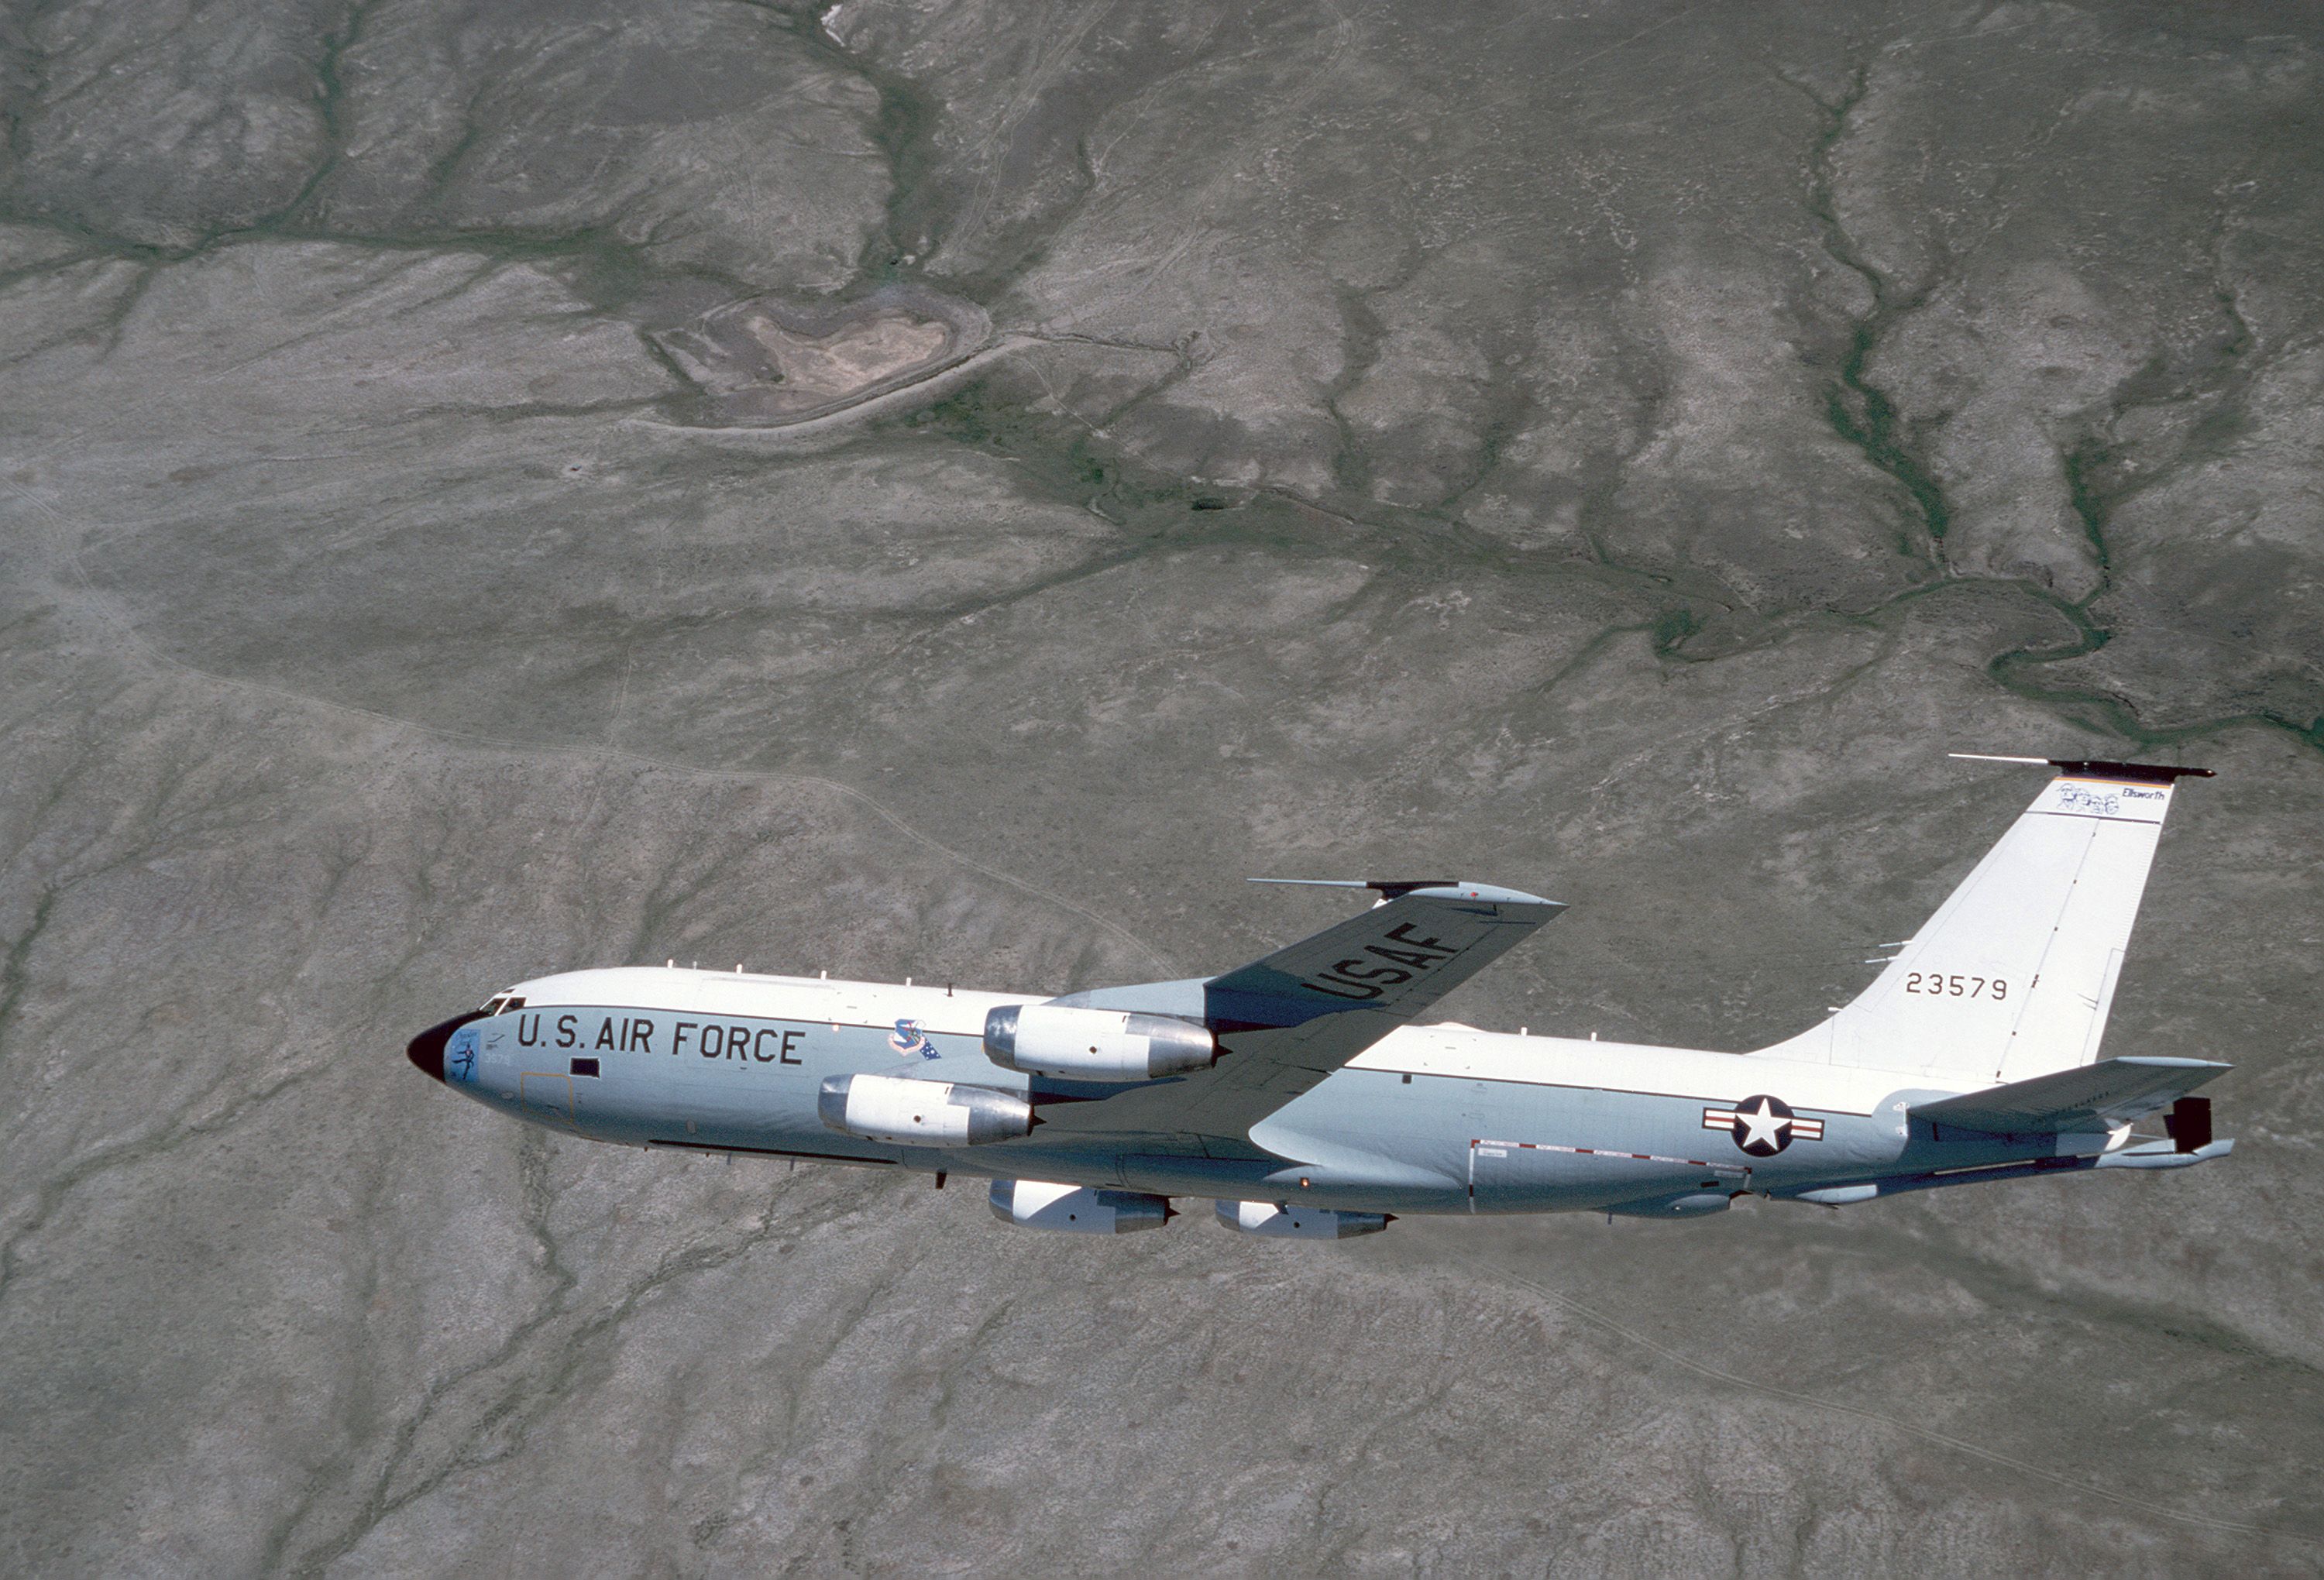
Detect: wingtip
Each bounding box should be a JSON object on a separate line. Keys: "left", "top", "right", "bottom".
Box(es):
{"left": 1251, "top": 878, "right": 1562, "bottom": 908}
{"left": 1412, "top": 881, "right": 1563, "bottom": 908}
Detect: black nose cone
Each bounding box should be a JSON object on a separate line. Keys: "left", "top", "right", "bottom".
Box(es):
{"left": 407, "top": 1010, "right": 485, "bottom": 1083}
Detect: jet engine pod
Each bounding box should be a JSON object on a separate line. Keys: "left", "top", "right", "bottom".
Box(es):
{"left": 1213, "top": 1199, "right": 1391, "bottom": 1239}
{"left": 988, "top": 1178, "right": 1172, "bottom": 1234}
{"left": 982, "top": 1003, "right": 1217, "bottom": 1081}
{"left": 817, "top": 1073, "right": 1033, "bottom": 1146}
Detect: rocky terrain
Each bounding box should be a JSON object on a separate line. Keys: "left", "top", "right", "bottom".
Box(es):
{"left": 1, "top": 0, "right": 2319, "bottom": 1572}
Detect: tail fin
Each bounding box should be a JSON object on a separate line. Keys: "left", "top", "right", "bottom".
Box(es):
{"left": 1758, "top": 758, "right": 2211, "bottom": 1085}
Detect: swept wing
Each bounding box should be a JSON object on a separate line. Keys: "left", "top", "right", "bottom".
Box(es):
{"left": 1027, "top": 881, "right": 1563, "bottom": 1146}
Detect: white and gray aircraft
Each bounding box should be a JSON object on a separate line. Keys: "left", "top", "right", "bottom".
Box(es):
{"left": 407, "top": 757, "right": 2232, "bottom": 1237}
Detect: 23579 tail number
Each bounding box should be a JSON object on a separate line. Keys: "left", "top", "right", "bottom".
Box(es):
{"left": 1904, "top": 972, "right": 2007, "bottom": 999}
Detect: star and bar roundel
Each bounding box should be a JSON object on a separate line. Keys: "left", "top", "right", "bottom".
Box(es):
{"left": 1703, "top": 1094, "right": 1824, "bottom": 1157}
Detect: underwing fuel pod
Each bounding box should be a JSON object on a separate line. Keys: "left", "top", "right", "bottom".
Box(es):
{"left": 407, "top": 758, "right": 2233, "bottom": 1238}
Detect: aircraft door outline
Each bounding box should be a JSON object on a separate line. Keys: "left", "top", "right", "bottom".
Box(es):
{"left": 521, "top": 1071, "right": 576, "bottom": 1130}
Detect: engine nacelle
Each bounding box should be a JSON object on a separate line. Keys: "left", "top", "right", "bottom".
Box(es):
{"left": 988, "top": 1179, "right": 1172, "bottom": 1235}
{"left": 982, "top": 1003, "right": 1216, "bottom": 1081}
{"left": 1213, "top": 1200, "right": 1391, "bottom": 1239}
{"left": 816, "top": 1073, "right": 1032, "bottom": 1146}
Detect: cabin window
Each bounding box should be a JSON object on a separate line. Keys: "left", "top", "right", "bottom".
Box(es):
{"left": 570, "top": 1057, "right": 600, "bottom": 1077}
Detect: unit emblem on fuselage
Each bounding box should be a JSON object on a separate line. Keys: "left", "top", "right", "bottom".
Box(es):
{"left": 1703, "top": 1094, "right": 1823, "bottom": 1157}
{"left": 446, "top": 1025, "right": 480, "bottom": 1084}
{"left": 889, "top": 1018, "right": 936, "bottom": 1059}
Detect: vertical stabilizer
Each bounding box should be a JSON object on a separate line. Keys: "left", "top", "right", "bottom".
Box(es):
{"left": 1758, "top": 760, "right": 2209, "bottom": 1086}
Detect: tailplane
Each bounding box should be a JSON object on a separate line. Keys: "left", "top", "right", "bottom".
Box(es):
{"left": 1910, "top": 1054, "right": 2229, "bottom": 1139}
{"left": 1758, "top": 757, "right": 2212, "bottom": 1085}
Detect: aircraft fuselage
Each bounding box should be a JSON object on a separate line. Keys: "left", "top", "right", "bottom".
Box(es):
{"left": 416, "top": 965, "right": 2105, "bottom": 1218}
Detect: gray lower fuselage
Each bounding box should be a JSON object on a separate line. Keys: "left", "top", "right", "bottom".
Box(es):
{"left": 432, "top": 967, "right": 2085, "bottom": 1215}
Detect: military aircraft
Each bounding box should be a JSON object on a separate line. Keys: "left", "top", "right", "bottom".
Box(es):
{"left": 406, "top": 757, "right": 2232, "bottom": 1236}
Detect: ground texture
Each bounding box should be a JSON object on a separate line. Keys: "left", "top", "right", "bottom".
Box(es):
{"left": 2, "top": 0, "right": 2321, "bottom": 1572}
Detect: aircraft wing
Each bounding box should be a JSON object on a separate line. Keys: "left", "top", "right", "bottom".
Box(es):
{"left": 1024, "top": 881, "right": 1564, "bottom": 1147}
{"left": 1909, "top": 1055, "right": 2231, "bottom": 1135}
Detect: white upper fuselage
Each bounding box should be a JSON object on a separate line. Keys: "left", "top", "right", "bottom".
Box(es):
{"left": 497, "top": 967, "right": 1923, "bottom": 1107}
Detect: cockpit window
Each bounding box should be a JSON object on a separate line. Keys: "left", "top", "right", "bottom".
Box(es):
{"left": 480, "top": 993, "right": 527, "bottom": 1015}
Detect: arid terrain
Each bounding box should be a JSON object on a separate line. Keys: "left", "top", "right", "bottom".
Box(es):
{"left": 1, "top": 0, "right": 2319, "bottom": 1573}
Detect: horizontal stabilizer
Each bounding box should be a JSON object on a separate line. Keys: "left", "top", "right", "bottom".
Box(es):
{"left": 1910, "top": 1056, "right": 2230, "bottom": 1135}
{"left": 1949, "top": 754, "right": 2216, "bottom": 784}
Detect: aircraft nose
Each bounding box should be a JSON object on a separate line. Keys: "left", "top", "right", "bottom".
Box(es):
{"left": 406, "top": 1011, "right": 483, "bottom": 1083}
